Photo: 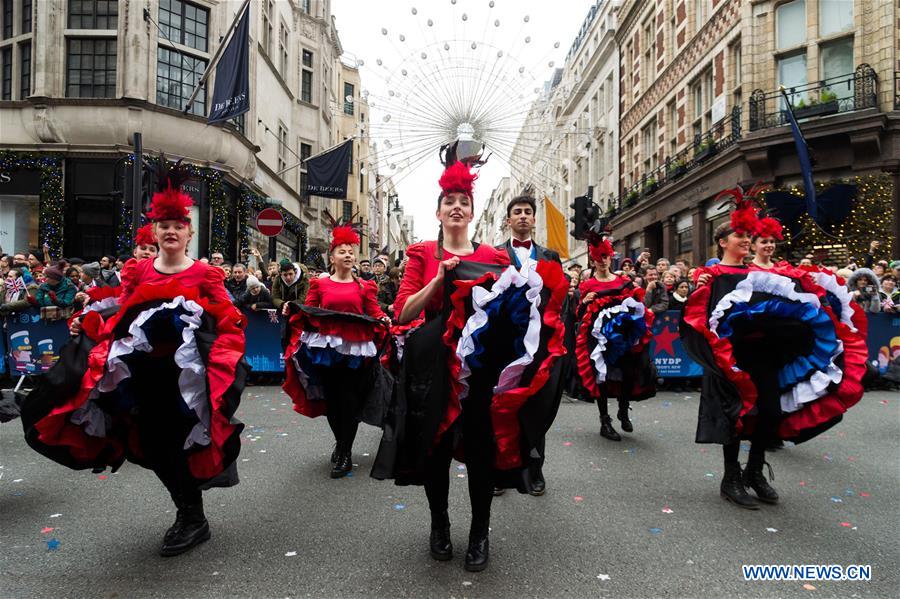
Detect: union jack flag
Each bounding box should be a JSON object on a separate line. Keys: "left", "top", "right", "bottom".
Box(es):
{"left": 12, "top": 276, "right": 26, "bottom": 294}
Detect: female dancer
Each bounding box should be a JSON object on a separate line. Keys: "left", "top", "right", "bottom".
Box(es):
{"left": 750, "top": 213, "right": 784, "bottom": 270}
{"left": 372, "top": 156, "right": 566, "bottom": 572}
{"left": 22, "top": 159, "right": 247, "bottom": 555}
{"left": 283, "top": 222, "right": 388, "bottom": 478}
{"left": 577, "top": 236, "right": 656, "bottom": 441}
{"left": 681, "top": 185, "right": 866, "bottom": 509}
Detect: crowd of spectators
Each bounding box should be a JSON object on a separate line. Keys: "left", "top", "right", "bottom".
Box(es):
{"left": 1, "top": 238, "right": 896, "bottom": 321}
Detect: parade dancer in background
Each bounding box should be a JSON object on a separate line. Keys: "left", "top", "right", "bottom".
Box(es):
{"left": 576, "top": 235, "right": 656, "bottom": 441}
{"left": 283, "top": 219, "right": 389, "bottom": 478}
{"left": 21, "top": 158, "right": 247, "bottom": 556}
{"left": 680, "top": 185, "right": 867, "bottom": 509}
{"left": 372, "top": 150, "right": 567, "bottom": 572}
{"left": 494, "top": 195, "right": 565, "bottom": 497}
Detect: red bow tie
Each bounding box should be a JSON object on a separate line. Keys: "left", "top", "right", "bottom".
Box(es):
{"left": 512, "top": 239, "right": 532, "bottom": 249}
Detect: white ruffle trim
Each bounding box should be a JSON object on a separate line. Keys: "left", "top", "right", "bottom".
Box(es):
{"left": 76, "top": 296, "right": 211, "bottom": 450}
{"left": 808, "top": 271, "right": 857, "bottom": 332}
{"left": 780, "top": 339, "right": 844, "bottom": 413}
{"left": 709, "top": 271, "right": 821, "bottom": 336}
{"left": 81, "top": 295, "right": 120, "bottom": 315}
{"left": 589, "top": 297, "right": 645, "bottom": 384}
{"left": 456, "top": 265, "right": 544, "bottom": 402}
{"left": 299, "top": 331, "right": 377, "bottom": 358}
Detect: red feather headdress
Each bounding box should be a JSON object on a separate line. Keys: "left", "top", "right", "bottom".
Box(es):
{"left": 714, "top": 183, "right": 776, "bottom": 237}
{"left": 438, "top": 161, "right": 477, "bottom": 197}
{"left": 324, "top": 210, "right": 361, "bottom": 250}
{"left": 588, "top": 237, "right": 614, "bottom": 262}
{"left": 146, "top": 155, "right": 193, "bottom": 222}
{"left": 134, "top": 223, "right": 156, "bottom": 247}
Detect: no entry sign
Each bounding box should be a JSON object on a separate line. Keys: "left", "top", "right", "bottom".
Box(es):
{"left": 256, "top": 207, "right": 284, "bottom": 237}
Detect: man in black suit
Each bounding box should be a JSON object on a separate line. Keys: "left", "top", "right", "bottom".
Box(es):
{"left": 494, "top": 195, "right": 563, "bottom": 497}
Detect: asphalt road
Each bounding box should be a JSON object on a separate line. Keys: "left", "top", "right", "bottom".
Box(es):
{"left": 1, "top": 387, "right": 898, "bottom": 598}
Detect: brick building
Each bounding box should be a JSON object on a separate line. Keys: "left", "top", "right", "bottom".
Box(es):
{"left": 609, "top": 0, "right": 898, "bottom": 267}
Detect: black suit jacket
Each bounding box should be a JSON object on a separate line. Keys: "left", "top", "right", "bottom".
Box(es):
{"left": 497, "top": 240, "right": 561, "bottom": 267}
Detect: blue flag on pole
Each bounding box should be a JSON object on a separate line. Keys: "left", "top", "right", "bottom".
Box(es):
{"left": 208, "top": 5, "right": 250, "bottom": 124}
{"left": 782, "top": 93, "right": 818, "bottom": 221}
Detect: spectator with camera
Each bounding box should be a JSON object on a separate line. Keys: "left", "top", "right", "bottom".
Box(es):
{"left": 235, "top": 275, "right": 275, "bottom": 312}
{"left": 847, "top": 268, "right": 881, "bottom": 313}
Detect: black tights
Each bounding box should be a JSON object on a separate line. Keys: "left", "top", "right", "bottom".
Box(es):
{"left": 596, "top": 397, "right": 630, "bottom": 418}
{"left": 723, "top": 358, "right": 781, "bottom": 470}
{"left": 423, "top": 395, "right": 494, "bottom": 540}
{"left": 321, "top": 365, "right": 363, "bottom": 453}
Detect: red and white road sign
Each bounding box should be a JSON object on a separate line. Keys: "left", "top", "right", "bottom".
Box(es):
{"left": 256, "top": 207, "right": 284, "bottom": 237}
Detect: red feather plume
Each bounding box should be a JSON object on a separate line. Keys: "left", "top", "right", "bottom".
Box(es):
{"left": 330, "top": 224, "right": 360, "bottom": 250}
{"left": 438, "top": 161, "right": 477, "bottom": 196}
{"left": 588, "top": 237, "right": 614, "bottom": 262}
{"left": 147, "top": 155, "right": 193, "bottom": 222}
{"left": 134, "top": 223, "right": 156, "bottom": 247}
{"left": 756, "top": 216, "right": 784, "bottom": 240}
{"left": 714, "top": 183, "right": 772, "bottom": 236}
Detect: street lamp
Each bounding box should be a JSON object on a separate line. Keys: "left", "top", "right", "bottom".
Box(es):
{"left": 389, "top": 193, "right": 401, "bottom": 213}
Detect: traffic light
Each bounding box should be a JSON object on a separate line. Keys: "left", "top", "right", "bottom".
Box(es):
{"left": 569, "top": 194, "right": 591, "bottom": 240}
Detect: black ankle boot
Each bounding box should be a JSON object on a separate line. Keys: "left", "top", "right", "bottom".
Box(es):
{"left": 528, "top": 462, "right": 546, "bottom": 496}
{"left": 599, "top": 415, "right": 621, "bottom": 441}
{"left": 429, "top": 511, "right": 452, "bottom": 560}
{"left": 744, "top": 461, "right": 779, "bottom": 504}
{"left": 464, "top": 534, "right": 489, "bottom": 572}
{"left": 160, "top": 500, "right": 211, "bottom": 557}
{"left": 720, "top": 464, "right": 759, "bottom": 510}
{"left": 617, "top": 407, "right": 633, "bottom": 433}
{"left": 330, "top": 451, "right": 352, "bottom": 478}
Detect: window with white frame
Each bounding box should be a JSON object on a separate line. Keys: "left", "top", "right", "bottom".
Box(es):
{"left": 301, "top": 49, "right": 313, "bottom": 103}
{"left": 277, "top": 122, "right": 289, "bottom": 177}
{"left": 694, "top": 0, "right": 708, "bottom": 32}
{"left": 691, "top": 67, "right": 714, "bottom": 140}
{"left": 641, "top": 120, "right": 658, "bottom": 173}
{"left": 776, "top": 0, "right": 806, "bottom": 51}
{"left": 279, "top": 19, "right": 289, "bottom": 77}
{"left": 819, "top": 0, "right": 852, "bottom": 37}
{"left": 730, "top": 39, "right": 742, "bottom": 110}
{"left": 642, "top": 16, "right": 655, "bottom": 93}
{"left": 261, "top": 0, "right": 273, "bottom": 58}
{"left": 820, "top": 36, "right": 853, "bottom": 99}
{"left": 666, "top": 100, "right": 678, "bottom": 158}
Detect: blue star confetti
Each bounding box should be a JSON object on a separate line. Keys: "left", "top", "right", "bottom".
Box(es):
{"left": 47, "top": 539, "right": 60, "bottom": 551}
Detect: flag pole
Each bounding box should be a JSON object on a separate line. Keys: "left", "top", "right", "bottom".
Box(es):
{"left": 180, "top": 0, "right": 252, "bottom": 115}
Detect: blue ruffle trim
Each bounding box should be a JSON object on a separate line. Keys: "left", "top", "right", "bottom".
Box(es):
{"left": 465, "top": 285, "right": 531, "bottom": 370}
{"left": 300, "top": 345, "right": 364, "bottom": 370}
{"left": 600, "top": 311, "right": 647, "bottom": 365}
{"left": 718, "top": 299, "right": 839, "bottom": 389}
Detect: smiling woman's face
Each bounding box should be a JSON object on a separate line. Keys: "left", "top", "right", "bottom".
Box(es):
{"left": 437, "top": 192, "right": 474, "bottom": 231}
{"left": 154, "top": 220, "right": 192, "bottom": 255}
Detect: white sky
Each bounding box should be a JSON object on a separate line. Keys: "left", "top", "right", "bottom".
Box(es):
{"left": 332, "top": 0, "right": 597, "bottom": 240}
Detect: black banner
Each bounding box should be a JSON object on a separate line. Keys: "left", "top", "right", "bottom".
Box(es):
{"left": 305, "top": 140, "right": 353, "bottom": 199}
{"left": 208, "top": 6, "right": 250, "bottom": 124}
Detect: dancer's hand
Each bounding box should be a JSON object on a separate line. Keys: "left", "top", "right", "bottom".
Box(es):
{"left": 69, "top": 318, "right": 82, "bottom": 336}
{"left": 696, "top": 273, "right": 711, "bottom": 287}
{"left": 435, "top": 256, "right": 460, "bottom": 282}
{"left": 582, "top": 291, "right": 597, "bottom": 304}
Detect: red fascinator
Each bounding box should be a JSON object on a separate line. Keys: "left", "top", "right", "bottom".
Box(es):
{"left": 588, "top": 237, "right": 614, "bottom": 263}
{"left": 438, "top": 161, "right": 477, "bottom": 197}
{"left": 324, "top": 210, "right": 361, "bottom": 251}
{"left": 134, "top": 223, "right": 156, "bottom": 247}
{"left": 146, "top": 155, "right": 193, "bottom": 222}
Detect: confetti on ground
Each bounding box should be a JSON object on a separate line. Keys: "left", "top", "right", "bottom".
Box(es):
{"left": 662, "top": 507, "right": 674, "bottom": 514}
{"left": 13, "top": 479, "right": 23, "bottom": 483}
{"left": 830, "top": 497, "right": 843, "bottom": 503}
{"left": 766, "top": 528, "right": 778, "bottom": 533}
{"left": 563, "top": 442, "right": 573, "bottom": 447}
{"left": 844, "top": 488, "right": 854, "bottom": 496}
{"left": 839, "top": 522, "right": 852, "bottom": 527}
{"left": 259, "top": 450, "right": 267, "bottom": 453}
{"left": 462, "top": 581, "right": 473, "bottom": 587}
{"left": 284, "top": 551, "right": 297, "bottom": 557}
{"left": 859, "top": 492, "right": 870, "bottom": 498}
{"left": 212, "top": 571, "right": 220, "bottom": 576}
{"left": 49, "top": 514, "right": 61, "bottom": 518}
{"left": 345, "top": 471, "right": 354, "bottom": 477}
{"left": 393, "top": 504, "right": 406, "bottom": 510}
{"left": 803, "top": 583, "right": 817, "bottom": 591}
{"left": 574, "top": 496, "right": 584, "bottom": 503}
{"left": 880, "top": 400, "right": 888, "bottom": 405}
{"left": 41, "top": 527, "right": 54, "bottom": 534}
{"left": 47, "top": 539, "right": 60, "bottom": 551}
{"left": 241, "top": 458, "right": 250, "bottom": 462}
{"left": 705, "top": 473, "right": 715, "bottom": 478}
{"left": 662, "top": 401, "right": 671, "bottom": 407}
{"left": 98, "top": 475, "right": 108, "bottom": 480}
{"left": 799, "top": 481, "right": 807, "bottom": 486}
{"left": 597, "top": 574, "right": 611, "bottom": 581}
{"left": 649, "top": 528, "right": 662, "bottom": 535}
{"left": 823, "top": 454, "right": 833, "bottom": 462}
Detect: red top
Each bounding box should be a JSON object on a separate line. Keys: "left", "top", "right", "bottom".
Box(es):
{"left": 394, "top": 240, "right": 511, "bottom": 317}
{"left": 579, "top": 274, "right": 631, "bottom": 296}
{"left": 303, "top": 276, "right": 384, "bottom": 342}
{"left": 119, "top": 258, "right": 231, "bottom": 306}
{"left": 305, "top": 276, "right": 384, "bottom": 318}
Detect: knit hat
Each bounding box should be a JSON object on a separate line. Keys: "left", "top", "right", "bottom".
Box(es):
{"left": 279, "top": 258, "right": 295, "bottom": 272}
{"left": 246, "top": 275, "right": 262, "bottom": 289}
{"left": 82, "top": 262, "right": 101, "bottom": 278}
{"left": 44, "top": 264, "right": 64, "bottom": 281}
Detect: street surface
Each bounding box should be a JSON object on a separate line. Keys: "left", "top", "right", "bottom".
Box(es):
{"left": 2, "top": 387, "right": 898, "bottom": 598}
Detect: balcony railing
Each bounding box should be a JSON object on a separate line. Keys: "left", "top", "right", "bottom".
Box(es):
{"left": 608, "top": 105, "right": 742, "bottom": 216}
{"left": 895, "top": 71, "right": 900, "bottom": 110}
{"left": 748, "top": 64, "right": 878, "bottom": 131}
